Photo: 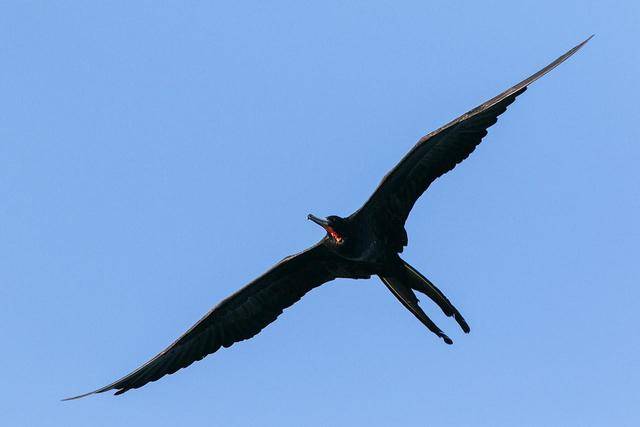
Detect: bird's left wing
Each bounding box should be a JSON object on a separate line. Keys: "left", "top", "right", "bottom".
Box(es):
{"left": 64, "top": 241, "right": 364, "bottom": 399}
{"left": 352, "top": 36, "right": 592, "bottom": 243}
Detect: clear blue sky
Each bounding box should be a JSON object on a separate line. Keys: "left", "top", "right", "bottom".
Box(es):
{"left": 2, "top": 2, "right": 638, "bottom": 426}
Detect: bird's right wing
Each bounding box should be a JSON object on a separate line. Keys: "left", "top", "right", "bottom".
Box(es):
{"left": 352, "top": 36, "right": 592, "bottom": 247}
{"left": 64, "top": 241, "right": 369, "bottom": 399}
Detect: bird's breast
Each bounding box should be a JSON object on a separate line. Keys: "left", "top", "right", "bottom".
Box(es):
{"left": 339, "top": 234, "right": 389, "bottom": 265}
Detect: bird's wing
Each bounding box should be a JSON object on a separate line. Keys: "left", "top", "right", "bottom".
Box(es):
{"left": 352, "top": 36, "right": 592, "bottom": 240}
{"left": 64, "top": 241, "right": 365, "bottom": 399}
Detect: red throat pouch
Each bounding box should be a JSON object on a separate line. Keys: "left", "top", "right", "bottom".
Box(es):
{"left": 326, "top": 226, "right": 343, "bottom": 243}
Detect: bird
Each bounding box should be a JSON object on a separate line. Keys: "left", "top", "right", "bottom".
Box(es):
{"left": 64, "top": 36, "right": 591, "bottom": 400}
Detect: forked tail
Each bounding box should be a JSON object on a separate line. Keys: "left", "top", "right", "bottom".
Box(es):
{"left": 379, "top": 258, "right": 469, "bottom": 344}
{"left": 400, "top": 260, "right": 470, "bottom": 333}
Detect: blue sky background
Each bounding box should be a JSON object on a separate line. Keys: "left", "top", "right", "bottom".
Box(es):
{"left": 2, "top": 2, "right": 638, "bottom": 426}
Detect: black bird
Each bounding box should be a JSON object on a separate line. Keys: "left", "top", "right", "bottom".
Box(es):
{"left": 65, "top": 36, "right": 591, "bottom": 400}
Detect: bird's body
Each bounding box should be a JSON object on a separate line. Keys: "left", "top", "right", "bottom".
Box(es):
{"left": 65, "top": 36, "right": 592, "bottom": 400}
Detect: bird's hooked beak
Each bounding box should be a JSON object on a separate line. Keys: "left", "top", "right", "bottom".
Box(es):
{"left": 307, "top": 214, "right": 330, "bottom": 230}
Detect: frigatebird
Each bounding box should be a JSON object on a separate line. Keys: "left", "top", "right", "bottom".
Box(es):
{"left": 65, "top": 36, "right": 591, "bottom": 400}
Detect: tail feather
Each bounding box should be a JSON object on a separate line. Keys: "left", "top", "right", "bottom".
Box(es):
{"left": 401, "top": 261, "right": 470, "bottom": 333}
{"left": 379, "top": 275, "right": 453, "bottom": 344}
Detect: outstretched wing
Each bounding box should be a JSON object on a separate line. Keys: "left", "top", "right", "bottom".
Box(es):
{"left": 352, "top": 36, "right": 592, "bottom": 248}
{"left": 64, "top": 241, "right": 366, "bottom": 399}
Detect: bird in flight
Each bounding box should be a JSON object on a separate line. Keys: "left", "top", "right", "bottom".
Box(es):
{"left": 65, "top": 36, "right": 591, "bottom": 400}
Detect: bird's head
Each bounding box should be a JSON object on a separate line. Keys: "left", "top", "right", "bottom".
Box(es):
{"left": 307, "top": 214, "right": 348, "bottom": 245}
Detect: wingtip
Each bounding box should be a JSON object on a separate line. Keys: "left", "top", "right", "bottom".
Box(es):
{"left": 61, "top": 391, "right": 96, "bottom": 402}
{"left": 61, "top": 384, "right": 118, "bottom": 401}
{"left": 580, "top": 34, "right": 595, "bottom": 47}
{"left": 559, "top": 34, "right": 594, "bottom": 62}
{"left": 565, "top": 35, "right": 594, "bottom": 58}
